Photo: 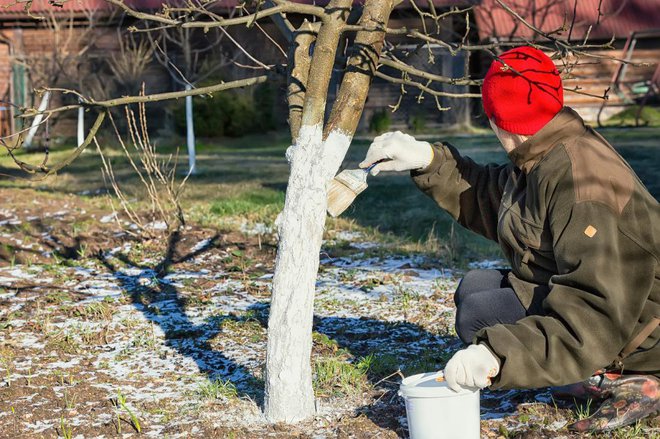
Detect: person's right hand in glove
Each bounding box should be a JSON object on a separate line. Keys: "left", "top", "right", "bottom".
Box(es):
{"left": 444, "top": 343, "right": 501, "bottom": 392}
{"left": 359, "top": 131, "right": 434, "bottom": 176}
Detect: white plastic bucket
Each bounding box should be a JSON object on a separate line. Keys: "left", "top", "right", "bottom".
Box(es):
{"left": 398, "top": 372, "right": 480, "bottom": 439}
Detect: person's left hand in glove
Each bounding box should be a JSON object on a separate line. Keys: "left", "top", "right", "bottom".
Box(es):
{"left": 444, "top": 343, "right": 501, "bottom": 392}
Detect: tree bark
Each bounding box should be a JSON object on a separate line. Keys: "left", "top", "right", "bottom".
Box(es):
{"left": 264, "top": 0, "right": 352, "bottom": 423}
{"left": 286, "top": 20, "right": 318, "bottom": 142}
{"left": 23, "top": 91, "right": 51, "bottom": 150}
{"left": 265, "top": 0, "right": 396, "bottom": 424}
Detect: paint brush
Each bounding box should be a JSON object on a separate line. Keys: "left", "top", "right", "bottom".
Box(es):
{"left": 326, "top": 162, "right": 379, "bottom": 217}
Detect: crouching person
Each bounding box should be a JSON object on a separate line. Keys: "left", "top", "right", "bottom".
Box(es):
{"left": 360, "top": 46, "right": 659, "bottom": 432}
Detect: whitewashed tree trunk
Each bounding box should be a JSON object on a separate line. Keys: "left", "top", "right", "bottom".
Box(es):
{"left": 265, "top": 124, "right": 352, "bottom": 422}
{"left": 264, "top": 0, "right": 393, "bottom": 423}
{"left": 23, "top": 91, "right": 51, "bottom": 150}
{"left": 185, "top": 83, "right": 197, "bottom": 175}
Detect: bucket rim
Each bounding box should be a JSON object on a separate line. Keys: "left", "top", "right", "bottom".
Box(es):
{"left": 398, "top": 372, "right": 479, "bottom": 398}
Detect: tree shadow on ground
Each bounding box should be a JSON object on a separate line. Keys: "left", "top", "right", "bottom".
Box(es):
{"left": 95, "top": 230, "right": 266, "bottom": 404}
{"left": 16, "top": 218, "right": 550, "bottom": 433}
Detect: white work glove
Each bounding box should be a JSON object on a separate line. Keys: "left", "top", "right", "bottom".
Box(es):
{"left": 444, "top": 344, "right": 500, "bottom": 392}
{"left": 359, "top": 131, "right": 434, "bottom": 176}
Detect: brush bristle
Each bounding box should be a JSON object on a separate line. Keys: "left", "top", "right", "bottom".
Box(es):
{"left": 327, "top": 178, "right": 360, "bottom": 217}
{"left": 334, "top": 169, "right": 368, "bottom": 192}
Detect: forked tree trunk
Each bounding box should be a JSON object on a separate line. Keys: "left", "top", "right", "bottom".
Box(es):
{"left": 265, "top": 0, "right": 397, "bottom": 423}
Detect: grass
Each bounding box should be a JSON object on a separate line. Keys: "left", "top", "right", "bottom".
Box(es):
{"left": 209, "top": 188, "right": 284, "bottom": 218}
{"left": 313, "top": 354, "right": 372, "bottom": 397}
{"left": 46, "top": 330, "right": 80, "bottom": 354}
{"left": 1, "top": 125, "right": 658, "bottom": 262}
{"left": 312, "top": 332, "right": 372, "bottom": 397}
{"left": 69, "top": 300, "right": 115, "bottom": 321}
{"left": 219, "top": 318, "right": 265, "bottom": 343}
{"left": 59, "top": 416, "right": 73, "bottom": 439}
{"left": 114, "top": 389, "right": 142, "bottom": 434}
{"left": 574, "top": 398, "right": 593, "bottom": 420}
{"left": 63, "top": 390, "right": 77, "bottom": 410}
{"left": 0, "top": 133, "right": 658, "bottom": 437}
{"left": 605, "top": 105, "right": 660, "bottom": 127}
{"left": 196, "top": 378, "right": 239, "bottom": 401}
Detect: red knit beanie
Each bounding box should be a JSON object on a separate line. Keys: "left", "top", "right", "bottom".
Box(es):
{"left": 482, "top": 46, "right": 563, "bottom": 135}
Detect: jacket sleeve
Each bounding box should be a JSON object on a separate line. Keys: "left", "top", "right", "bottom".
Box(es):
{"left": 475, "top": 201, "right": 656, "bottom": 388}
{"left": 411, "top": 143, "right": 512, "bottom": 242}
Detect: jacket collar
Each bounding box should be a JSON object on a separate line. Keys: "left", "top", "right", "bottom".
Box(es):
{"left": 508, "top": 107, "right": 587, "bottom": 173}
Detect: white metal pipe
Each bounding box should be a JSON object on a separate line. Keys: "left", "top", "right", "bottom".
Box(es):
{"left": 185, "top": 83, "right": 197, "bottom": 175}
{"left": 77, "top": 104, "right": 84, "bottom": 147}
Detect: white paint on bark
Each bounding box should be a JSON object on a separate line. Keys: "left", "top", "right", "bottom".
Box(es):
{"left": 185, "top": 84, "right": 197, "bottom": 175}
{"left": 264, "top": 124, "right": 353, "bottom": 423}
{"left": 321, "top": 128, "right": 353, "bottom": 177}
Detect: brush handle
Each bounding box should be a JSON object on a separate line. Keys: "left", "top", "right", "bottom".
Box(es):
{"left": 365, "top": 159, "right": 388, "bottom": 174}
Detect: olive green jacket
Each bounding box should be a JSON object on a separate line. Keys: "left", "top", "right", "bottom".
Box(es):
{"left": 412, "top": 107, "right": 659, "bottom": 389}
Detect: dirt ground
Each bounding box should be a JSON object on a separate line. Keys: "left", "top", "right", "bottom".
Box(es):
{"left": 0, "top": 187, "right": 658, "bottom": 439}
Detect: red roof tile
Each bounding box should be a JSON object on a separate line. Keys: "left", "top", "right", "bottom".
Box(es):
{"left": 1, "top": 0, "right": 475, "bottom": 16}
{"left": 473, "top": 0, "right": 660, "bottom": 42}
{"left": 0, "top": 0, "right": 167, "bottom": 14}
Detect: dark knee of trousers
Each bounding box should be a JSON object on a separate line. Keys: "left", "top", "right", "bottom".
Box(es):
{"left": 454, "top": 286, "right": 527, "bottom": 345}
{"left": 455, "top": 293, "right": 488, "bottom": 344}
{"left": 454, "top": 269, "right": 508, "bottom": 306}
{"left": 454, "top": 270, "right": 482, "bottom": 306}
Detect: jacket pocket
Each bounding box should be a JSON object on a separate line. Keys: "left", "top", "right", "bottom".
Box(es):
{"left": 519, "top": 217, "right": 553, "bottom": 251}
{"left": 517, "top": 217, "right": 555, "bottom": 271}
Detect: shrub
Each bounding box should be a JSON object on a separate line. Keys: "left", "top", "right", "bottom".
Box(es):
{"left": 173, "top": 81, "right": 281, "bottom": 137}
{"left": 253, "top": 82, "right": 277, "bottom": 131}
{"left": 409, "top": 112, "right": 426, "bottom": 133}
{"left": 369, "top": 109, "right": 391, "bottom": 134}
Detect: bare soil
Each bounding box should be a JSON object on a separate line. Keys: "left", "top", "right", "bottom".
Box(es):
{"left": 0, "top": 188, "right": 657, "bottom": 438}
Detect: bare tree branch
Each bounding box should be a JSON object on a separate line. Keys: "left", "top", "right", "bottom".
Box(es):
{"left": 27, "top": 75, "right": 270, "bottom": 117}
{"left": 8, "top": 110, "right": 106, "bottom": 177}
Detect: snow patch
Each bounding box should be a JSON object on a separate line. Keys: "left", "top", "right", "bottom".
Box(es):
{"left": 468, "top": 259, "right": 508, "bottom": 270}
{"left": 99, "top": 212, "right": 118, "bottom": 223}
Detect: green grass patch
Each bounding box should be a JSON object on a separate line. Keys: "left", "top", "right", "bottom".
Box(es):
{"left": 605, "top": 105, "right": 660, "bottom": 127}
{"left": 313, "top": 354, "right": 371, "bottom": 398}
{"left": 312, "top": 332, "right": 372, "bottom": 397}
{"left": 196, "top": 378, "right": 239, "bottom": 401}
{"left": 1, "top": 127, "right": 658, "bottom": 262}
{"left": 210, "top": 188, "right": 285, "bottom": 218}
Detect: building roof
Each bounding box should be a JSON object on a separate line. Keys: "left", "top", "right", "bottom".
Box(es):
{"left": 473, "top": 0, "right": 660, "bottom": 42}
{"left": 1, "top": 0, "right": 170, "bottom": 14}
{"left": 0, "top": 0, "right": 474, "bottom": 16}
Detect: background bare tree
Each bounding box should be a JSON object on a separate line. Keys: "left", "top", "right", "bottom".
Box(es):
{"left": 146, "top": 17, "right": 235, "bottom": 174}
{"left": 17, "top": 6, "right": 113, "bottom": 149}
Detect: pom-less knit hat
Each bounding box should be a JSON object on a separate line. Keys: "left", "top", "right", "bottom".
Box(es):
{"left": 482, "top": 46, "right": 563, "bottom": 135}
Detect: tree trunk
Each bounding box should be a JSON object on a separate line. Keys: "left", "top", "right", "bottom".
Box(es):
{"left": 23, "top": 91, "right": 51, "bottom": 150}
{"left": 264, "top": 0, "right": 351, "bottom": 422}
{"left": 185, "top": 83, "right": 197, "bottom": 175}
{"left": 264, "top": 0, "right": 396, "bottom": 423}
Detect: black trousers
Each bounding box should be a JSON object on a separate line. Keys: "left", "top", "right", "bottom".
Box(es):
{"left": 454, "top": 269, "right": 532, "bottom": 344}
